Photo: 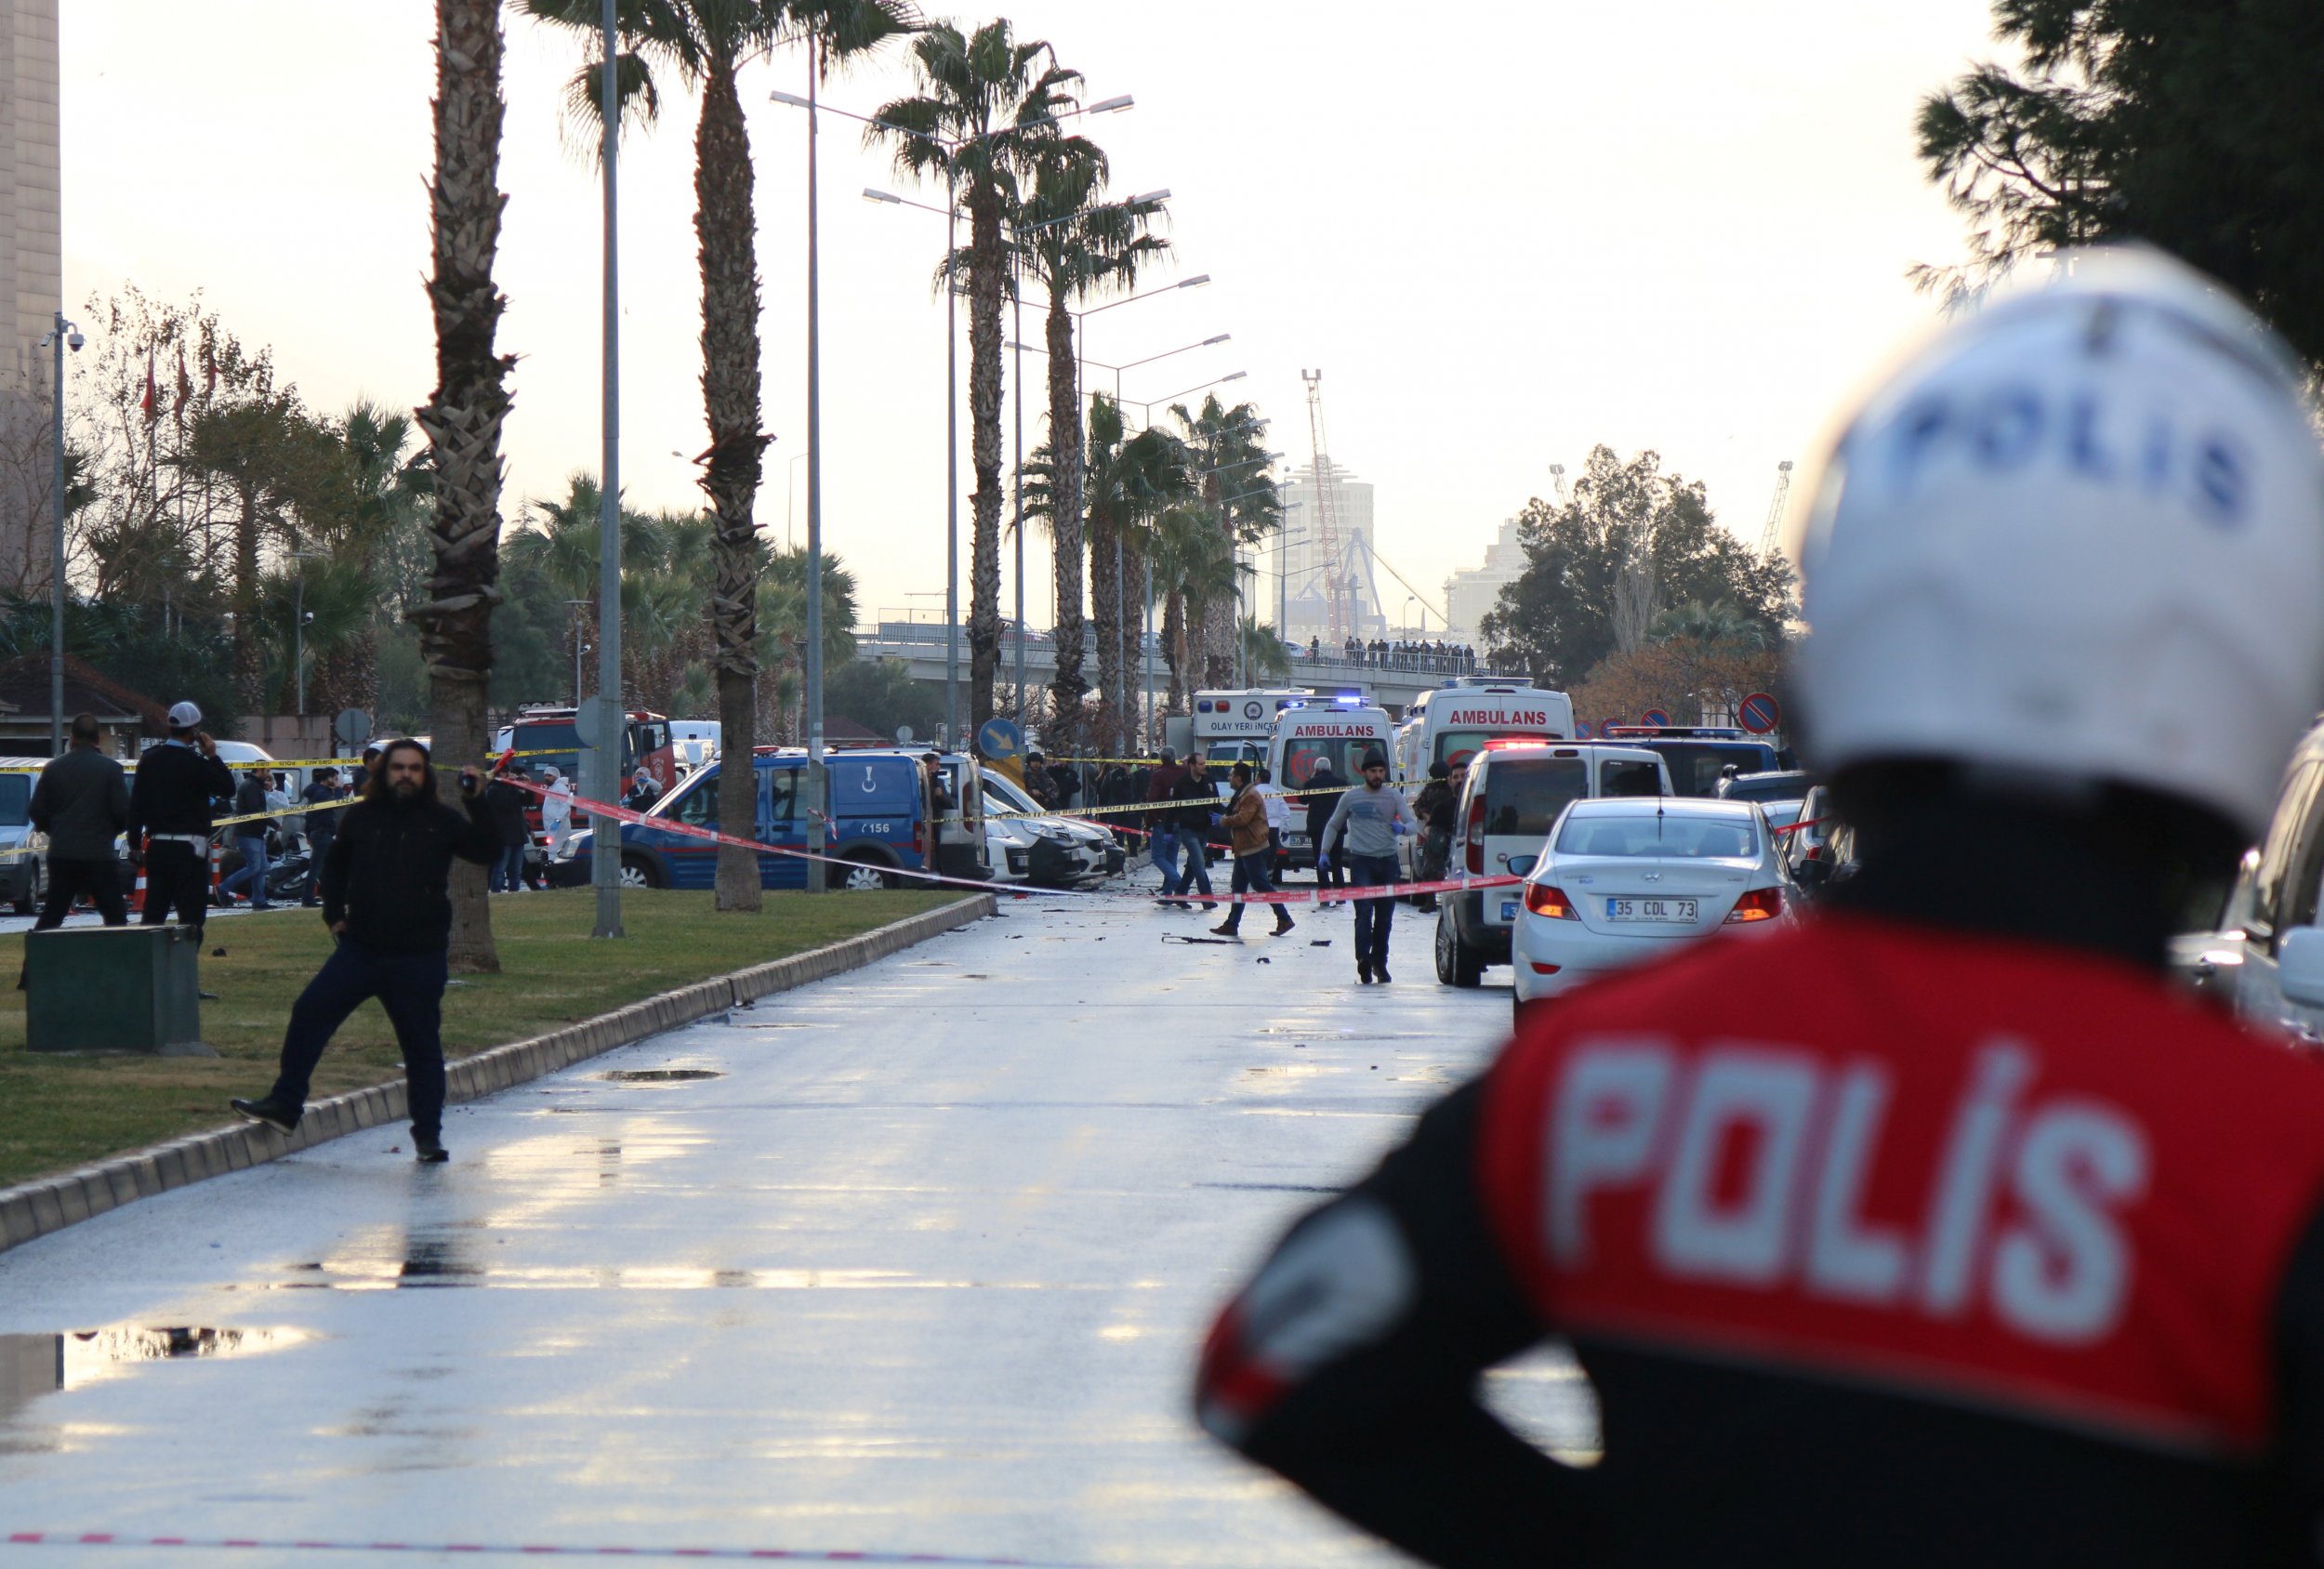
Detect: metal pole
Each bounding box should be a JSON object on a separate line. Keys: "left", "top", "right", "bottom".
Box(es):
{"left": 1142, "top": 556, "right": 1154, "bottom": 754}
{"left": 803, "top": 40, "right": 828, "bottom": 894}
{"left": 944, "top": 188, "right": 959, "bottom": 747}
{"left": 295, "top": 572, "right": 306, "bottom": 717}
{"left": 1011, "top": 257, "right": 1024, "bottom": 730}
{"left": 591, "top": 0, "right": 625, "bottom": 938}
{"left": 48, "top": 315, "right": 63, "bottom": 758}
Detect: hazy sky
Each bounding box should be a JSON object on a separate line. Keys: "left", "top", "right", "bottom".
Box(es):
{"left": 63, "top": 0, "right": 2004, "bottom": 635}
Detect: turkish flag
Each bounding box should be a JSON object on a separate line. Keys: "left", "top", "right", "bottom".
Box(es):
{"left": 140, "top": 349, "right": 157, "bottom": 423}
{"left": 204, "top": 345, "right": 217, "bottom": 398}
{"left": 173, "top": 347, "right": 191, "bottom": 421}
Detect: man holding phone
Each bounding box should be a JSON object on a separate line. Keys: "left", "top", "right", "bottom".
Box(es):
{"left": 231, "top": 739, "right": 500, "bottom": 1164}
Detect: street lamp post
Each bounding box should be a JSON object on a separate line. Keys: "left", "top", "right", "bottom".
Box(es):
{"left": 801, "top": 38, "right": 828, "bottom": 892}
{"left": 290, "top": 548, "right": 325, "bottom": 719}
{"left": 591, "top": 0, "right": 624, "bottom": 938}
{"left": 37, "top": 312, "right": 81, "bottom": 757}
{"left": 566, "top": 599, "right": 590, "bottom": 706}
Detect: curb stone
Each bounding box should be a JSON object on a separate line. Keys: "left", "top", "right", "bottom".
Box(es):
{"left": 0, "top": 895, "right": 993, "bottom": 1259}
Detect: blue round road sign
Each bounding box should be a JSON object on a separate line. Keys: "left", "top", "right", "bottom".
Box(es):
{"left": 1738, "top": 692, "right": 1780, "bottom": 734}
{"left": 1641, "top": 708, "right": 1672, "bottom": 728}
{"left": 1575, "top": 720, "right": 1595, "bottom": 740}
{"left": 976, "top": 717, "right": 1024, "bottom": 760}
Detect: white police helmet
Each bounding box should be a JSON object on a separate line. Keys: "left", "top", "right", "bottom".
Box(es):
{"left": 1792, "top": 247, "right": 2324, "bottom": 836}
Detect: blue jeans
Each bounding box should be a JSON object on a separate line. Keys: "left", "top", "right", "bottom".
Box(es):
{"left": 218, "top": 834, "right": 271, "bottom": 907}
{"left": 269, "top": 939, "right": 450, "bottom": 1140}
{"left": 1348, "top": 853, "right": 1399, "bottom": 969}
{"left": 1166, "top": 826, "right": 1214, "bottom": 898}
{"left": 1149, "top": 825, "right": 1183, "bottom": 890}
{"left": 490, "top": 842, "right": 525, "bottom": 892}
{"left": 1218, "top": 850, "right": 1287, "bottom": 932}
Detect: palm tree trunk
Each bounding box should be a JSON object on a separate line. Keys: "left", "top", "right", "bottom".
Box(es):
{"left": 966, "top": 194, "right": 1005, "bottom": 733}
{"left": 1042, "top": 289, "right": 1085, "bottom": 740}
{"left": 412, "top": 0, "right": 513, "bottom": 974}
{"left": 696, "top": 50, "right": 766, "bottom": 914}
{"left": 1089, "top": 505, "right": 1119, "bottom": 734}
{"left": 1121, "top": 532, "right": 1147, "bottom": 745}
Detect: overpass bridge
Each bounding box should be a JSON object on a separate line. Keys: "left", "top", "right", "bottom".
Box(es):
{"left": 851, "top": 621, "right": 1523, "bottom": 727}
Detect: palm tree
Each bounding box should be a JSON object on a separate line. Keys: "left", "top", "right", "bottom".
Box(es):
{"left": 869, "top": 20, "right": 1079, "bottom": 735}
{"left": 1238, "top": 616, "right": 1294, "bottom": 684}
{"left": 1651, "top": 598, "right": 1772, "bottom": 652}
{"left": 1030, "top": 393, "right": 1191, "bottom": 735}
{"left": 1169, "top": 394, "right": 1282, "bottom": 687}
{"left": 525, "top": 0, "right": 913, "bottom": 914}
{"left": 1142, "top": 503, "right": 1244, "bottom": 716}
{"left": 413, "top": 0, "right": 517, "bottom": 973}
{"left": 1013, "top": 146, "right": 1168, "bottom": 740}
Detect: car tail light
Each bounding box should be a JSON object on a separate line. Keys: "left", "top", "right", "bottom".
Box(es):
{"left": 1725, "top": 887, "right": 1781, "bottom": 924}
{"left": 913, "top": 819, "right": 926, "bottom": 862}
{"left": 1524, "top": 883, "right": 1578, "bottom": 919}
{"left": 1528, "top": 961, "right": 1562, "bottom": 974}
{"left": 1464, "top": 798, "right": 1486, "bottom": 874}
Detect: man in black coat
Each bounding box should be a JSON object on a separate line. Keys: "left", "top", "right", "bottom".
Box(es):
{"left": 297, "top": 768, "right": 348, "bottom": 908}
{"left": 1304, "top": 760, "right": 1350, "bottom": 890}
{"left": 19, "top": 714, "right": 133, "bottom": 986}
{"left": 231, "top": 739, "right": 498, "bottom": 1164}
{"left": 127, "top": 701, "right": 236, "bottom": 942}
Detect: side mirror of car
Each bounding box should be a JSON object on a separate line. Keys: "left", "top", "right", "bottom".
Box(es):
{"left": 1794, "top": 857, "right": 1832, "bottom": 889}
{"left": 2278, "top": 927, "right": 2324, "bottom": 1009}
{"left": 1507, "top": 854, "right": 1538, "bottom": 877}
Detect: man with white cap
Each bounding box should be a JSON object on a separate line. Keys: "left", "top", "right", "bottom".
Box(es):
{"left": 1196, "top": 251, "right": 2324, "bottom": 1564}
{"left": 541, "top": 764, "right": 574, "bottom": 858}
{"left": 126, "top": 701, "right": 235, "bottom": 944}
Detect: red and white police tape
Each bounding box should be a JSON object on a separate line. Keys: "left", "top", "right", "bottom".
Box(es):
{"left": 1, "top": 1531, "right": 1090, "bottom": 1564}
{"left": 505, "top": 777, "right": 1521, "bottom": 909}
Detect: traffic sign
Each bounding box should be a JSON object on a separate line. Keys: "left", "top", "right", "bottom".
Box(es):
{"left": 895, "top": 724, "right": 915, "bottom": 744}
{"left": 1575, "top": 720, "right": 1595, "bottom": 740}
{"left": 1641, "top": 708, "right": 1672, "bottom": 728}
{"left": 333, "top": 707, "right": 372, "bottom": 747}
{"left": 976, "top": 717, "right": 1024, "bottom": 761}
{"left": 1737, "top": 692, "right": 1781, "bottom": 734}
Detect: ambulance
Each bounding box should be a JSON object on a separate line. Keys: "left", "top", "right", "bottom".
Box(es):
{"left": 1176, "top": 688, "right": 1318, "bottom": 769}
{"left": 1393, "top": 679, "right": 1576, "bottom": 783}
{"left": 1270, "top": 698, "right": 1397, "bottom": 872}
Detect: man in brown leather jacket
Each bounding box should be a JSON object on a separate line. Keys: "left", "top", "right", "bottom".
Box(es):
{"left": 1212, "top": 763, "right": 1295, "bottom": 939}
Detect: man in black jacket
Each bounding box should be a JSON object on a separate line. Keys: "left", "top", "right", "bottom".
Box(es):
{"left": 1303, "top": 760, "right": 1349, "bottom": 890}
{"left": 231, "top": 739, "right": 498, "bottom": 1164}
{"left": 20, "top": 715, "right": 132, "bottom": 985}
{"left": 1166, "top": 753, "right": 1219, "bottom": 909}
{"left": 127, "top": 701, "right": 236, "bottom": 941}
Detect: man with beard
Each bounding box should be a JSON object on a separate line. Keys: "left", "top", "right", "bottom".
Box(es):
{"left": 230, "top": 739, "right": 499, "bottom": 1164}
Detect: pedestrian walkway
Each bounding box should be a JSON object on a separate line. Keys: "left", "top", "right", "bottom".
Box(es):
{"left": 0, "top": 897, "right": 1591, "bottom": 1567}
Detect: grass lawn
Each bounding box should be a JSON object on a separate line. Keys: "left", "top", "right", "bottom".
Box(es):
{"left": 0, "top": 888, "right": 964, "bottom": 1189}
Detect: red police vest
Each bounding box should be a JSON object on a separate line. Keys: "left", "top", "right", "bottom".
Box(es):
{"left": 1476, "top": 915, "right": 2324, "bottom": 1458}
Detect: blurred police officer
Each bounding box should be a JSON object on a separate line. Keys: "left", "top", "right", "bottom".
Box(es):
{"left": 1196, "top": 252, "right": 2324, "bottom": 1566}
{"left": 126, "top": 701, "right": 234, "bottom": 942}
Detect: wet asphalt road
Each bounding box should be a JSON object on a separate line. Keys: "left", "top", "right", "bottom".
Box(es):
{"left": 0, "top": 885, "right": 1592, "bottom": 1566}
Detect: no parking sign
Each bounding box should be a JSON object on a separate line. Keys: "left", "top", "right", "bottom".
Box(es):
{"left": 1575, "top": 720, "right": 1595, "bottom": 740}
{"left": 1641, "top": 708, "right": 1671, "bottom": 728}
{"left": 1738, "top": 692, "right": 1781, "bottom": 734}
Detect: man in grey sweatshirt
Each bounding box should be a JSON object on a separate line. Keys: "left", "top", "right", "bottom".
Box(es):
{"left": 1317, "top": 750, "right": 1419, "bottom": 982}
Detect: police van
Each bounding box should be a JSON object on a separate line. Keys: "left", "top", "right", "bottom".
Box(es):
{"left": 1393, "top": 679, "right": 1576, "bottom": 783}
{"left": 1174, "top": 689, "right": 1319, "bottom": 769}
{"left": 1270, "top": 699, "right": 1396, "bottom": 871}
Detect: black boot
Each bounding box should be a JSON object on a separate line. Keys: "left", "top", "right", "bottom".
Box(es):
{"left": 413, "top": 1133, "right": 449, "bottom": 1165}
{"left": 1357, "top": 963, "right": 1373, "bottom": 984}
{"left": 230, "top": 1096, "right": 301, "bottom": 1135}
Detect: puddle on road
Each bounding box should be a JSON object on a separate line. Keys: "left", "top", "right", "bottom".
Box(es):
{"left": 593, "top": 1069, "right": 724, "bottom": 1084}
{"left": 1, "top": 1326, "right": 310, "bottom": 1422}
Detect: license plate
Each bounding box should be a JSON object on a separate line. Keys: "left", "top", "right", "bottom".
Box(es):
{"left": 1608, "top": 897, "right": 1697, "bottom": 922}
{"left": 1499, "top": 902, "right": 1518, "bottom": 922}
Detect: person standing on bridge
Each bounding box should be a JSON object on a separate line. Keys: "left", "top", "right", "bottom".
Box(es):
{"left": 231, "top": 739, "right": 499, "bottom": 1164}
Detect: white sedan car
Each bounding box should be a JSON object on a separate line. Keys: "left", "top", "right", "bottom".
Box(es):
{"left": 1510, "top": 797, "right": 1800, "bottom": 1009}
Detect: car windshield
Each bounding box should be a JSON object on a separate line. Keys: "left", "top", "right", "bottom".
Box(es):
{"left": 0, "top": 772, "right": 27, "bottom": 827}
{"left": 984, "top": 773, "right": 1039, "bottom": 814}
{"left": 1649, "top": 743, "right": 1780, "bottom": 797}
{"left": 1556, "top": 811, "right": 1760, "bottom": 860}
{"left": 1283, "top": 737, "right": 1382, "bottom": 787}
{"left": 1483, "top": 758, "right": 1588, "bottom": 839}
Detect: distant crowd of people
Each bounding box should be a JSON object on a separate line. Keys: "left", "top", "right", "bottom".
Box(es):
{"left": 1301, "top": 636, "right": 1480, "bottom": 675}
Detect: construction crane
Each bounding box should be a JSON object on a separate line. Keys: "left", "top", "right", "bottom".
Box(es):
{"left": 1756, "top": 459, "right": 1794, "bottom": 557}
{"left": 1301, "top": 368, "right": 1353, "bottom": 644}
